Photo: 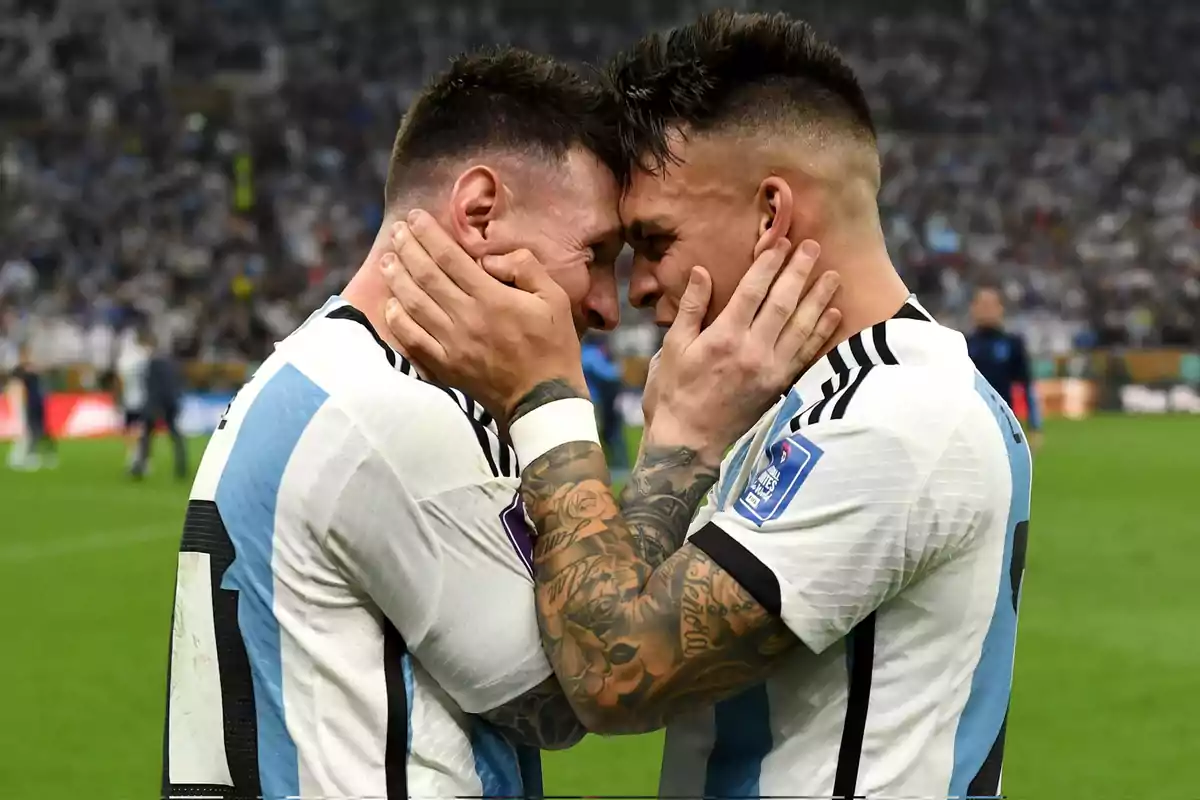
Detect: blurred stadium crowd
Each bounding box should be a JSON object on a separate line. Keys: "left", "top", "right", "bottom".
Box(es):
{"left": 1, "top": 0, "right": 1198, "bottom": 377}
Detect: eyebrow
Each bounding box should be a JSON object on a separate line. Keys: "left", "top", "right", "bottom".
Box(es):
{"left": 588, "top": 224, "right": 626, "bottom": 257}
{"left": 590, "top": 223, "right": 624, "bottom": 244}
{"left": 626, "top": 217, "right": 674, "bottom": 241}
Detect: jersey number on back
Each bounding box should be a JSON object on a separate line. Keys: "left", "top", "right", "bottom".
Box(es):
{"left": 163, "top": 500, "right": 261, "bottom": 798}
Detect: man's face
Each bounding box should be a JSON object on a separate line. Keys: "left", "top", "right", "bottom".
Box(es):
{"left": 972, "top": 289, "right": 1005, "bottom": 328}
{"left": 489, "top": 149, "right": 624, "bottom": 338}
{"left": 621, "top": 138, "right": 763, "bottom": 328}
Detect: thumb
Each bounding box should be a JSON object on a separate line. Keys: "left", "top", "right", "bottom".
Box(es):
{"left": 667, "top": 267, "right": 712, "bottom": 345}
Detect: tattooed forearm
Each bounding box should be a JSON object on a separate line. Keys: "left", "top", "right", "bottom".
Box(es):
{"left": 478, "top": 676, "right": 587, "bottom": 750}
{"left": 509, "top": 379, "right": 588, "bottom": 424}
{"left": 618, "top": 445, "right": 719, "bottom": 568}
{"left": 522, "top": 441, "right": 796, "bottom": 735}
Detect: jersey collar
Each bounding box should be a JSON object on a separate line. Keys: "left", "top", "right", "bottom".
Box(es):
{"left": 309, "top": 295, "right": 418, "bottom": 376}
{"left": 314, "top": 296, "right": 504, "bottom": 437}
{"left": 794, "top": 296, "right": 963, "bottom": 401}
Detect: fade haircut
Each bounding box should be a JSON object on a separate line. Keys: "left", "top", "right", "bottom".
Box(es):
{"left": 604, "top": 10, "right": 876, "bottom": 184}
{"left": 385, "top": 48, "right": 624, "bottom": 209}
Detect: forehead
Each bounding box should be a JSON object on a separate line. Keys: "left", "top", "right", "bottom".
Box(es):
{"left": 543, "top": 148, "right": 621, "bottom": 235}
{"left": 620, "top": 134, "right": 750, "bottom": 230}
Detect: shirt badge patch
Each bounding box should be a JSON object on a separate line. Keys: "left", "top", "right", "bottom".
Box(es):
{"left": 734, "top": 433, "right": 824, "bottom": 527}
{"left": 500, "top": 493, "right": 534, "bottom": 576}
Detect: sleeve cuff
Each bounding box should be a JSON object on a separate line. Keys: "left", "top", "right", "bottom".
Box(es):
{"left": 508, "top": 398, "right": 600, "bottom": 468}
{"left": 689, "top": 522, "right": 782, "bottom": 616}
{"left": 689, "top": 520, "right": 841, "bottom": 654}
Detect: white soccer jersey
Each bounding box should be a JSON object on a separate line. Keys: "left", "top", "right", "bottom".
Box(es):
{"left": 117, "top": 343, "right": 150, "bottom": 412}
{"left": 163, "top": 297, "right": 549, "bottom": 800}
{"left": 659, "top": 298, "right": 1032, "bottom": 800}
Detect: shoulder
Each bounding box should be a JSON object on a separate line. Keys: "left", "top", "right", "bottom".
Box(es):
{"left": 283, "top": 323, "right": 514, "bottom": 497}
{"left": 797, "top": 361, "right": 1004, "bottom": 479}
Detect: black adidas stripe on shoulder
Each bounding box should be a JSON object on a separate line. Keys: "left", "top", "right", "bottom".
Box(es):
{"left": 325, "top": 302, "right": 516, "bottom": 479}
{"left": 794, "top": 371, "right": 848, "bottom": 430}
{"left": 431, "top": 385, "right": 519, "bottom": 479}
{"left": 326, "top": 305, "right": 397, "bottom": 368}
{"left": 792, "top": 366, "right": 875, "bottom": 429}
{"left": 830, "top": 365, "right": 874, "bottom": 421}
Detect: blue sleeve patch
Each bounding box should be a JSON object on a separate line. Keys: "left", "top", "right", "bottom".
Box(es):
{"left": 734, "top": 433, "right": 825, "bottom": 527}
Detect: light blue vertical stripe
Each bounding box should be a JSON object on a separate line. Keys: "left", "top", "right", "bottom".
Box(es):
{"left": 402, "top": 654, "right": 415, "bottom": 754}
{"left": 717, "top": 389, "right": 805, "bottom": 507}
{"left": 717, "top": 438, "right": 755, "bottom": 507}
{"left": 765, "top": 389, "right": 805, "bottom": 447}
{"left": 216, "top": 364, "right": 329, "bottom": 800}
{"left": 949, "top": 373, "right": 1032, "bottom": 797}
{"left": 705, "top": 684, "right": 773, "bottom": 799}
{"left": 471, "top": 719, "right": 524, "bottom": 798}
{"left": 703, "top": 392, "right": 801, "bottom": 798}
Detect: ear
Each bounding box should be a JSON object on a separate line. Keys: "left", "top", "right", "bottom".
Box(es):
{"left": 752, "top": 176, "right": 794, "bottom": 258}
{"left": 448, "top": 165, "right": 506, "bottom": 258}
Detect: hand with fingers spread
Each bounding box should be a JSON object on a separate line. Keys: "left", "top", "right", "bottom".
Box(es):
{"left": 645, "top": 238, "right": 841, "bottom": 465}
{"left": 380, "top": 210, "right": 587, "bottom": 424}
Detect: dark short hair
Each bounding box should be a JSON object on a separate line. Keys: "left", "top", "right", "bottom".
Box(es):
{"left": 604, "top": 10, "right": 876, "bottom": 182}
{"left": 385, "top": 48, "right": 623, "bottom": 208}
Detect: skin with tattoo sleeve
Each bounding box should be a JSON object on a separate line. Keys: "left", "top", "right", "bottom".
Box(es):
{"left": 522, "top": 435, "right": 796, "bottom": 733}
{"left": 478, "top": 676, "right": 587, "bottom": 749}
{"left": 380, "top": 211, "right": 842, "bottom": 732}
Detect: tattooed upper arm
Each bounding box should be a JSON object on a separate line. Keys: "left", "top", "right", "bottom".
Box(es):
{"left": 536, "top": 538, "right": 799, "bottom": 735}
{"left": 477, "top": 676, "right": 586, "bottom": 750}
{"left": 513, "top": 381, "right": 796, "bottom": 735}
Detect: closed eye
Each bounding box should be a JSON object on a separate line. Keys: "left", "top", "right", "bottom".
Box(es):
{"left": 586, "top": 236, "right": 625, "bottom": 266}
{"left": 638, "top": 235, "right": 672, "bottom": 262}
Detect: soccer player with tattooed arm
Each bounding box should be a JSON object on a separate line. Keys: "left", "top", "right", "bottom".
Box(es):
{"left": 381, "top": 11, "right": 1033, "bottom": 800}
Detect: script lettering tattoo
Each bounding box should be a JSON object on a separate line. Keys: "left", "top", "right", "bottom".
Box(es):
{"left": 510, "top": 379, "right": 588, "bottom": 424}
{"left": 522, "top": 441, "right": 796, "bottom": 734}
{"left": 478, "top": 676, "right": 587, "bottom": 750}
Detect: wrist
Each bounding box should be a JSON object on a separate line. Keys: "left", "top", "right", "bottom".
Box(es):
{"left": 643, "top": 410, "right": 726, "bottom": 470}
{"left": 508, "top": 374, "right": 589, "bottom": 425}
{"left": 509, "top": 397, "right": 601, "bottom": 469}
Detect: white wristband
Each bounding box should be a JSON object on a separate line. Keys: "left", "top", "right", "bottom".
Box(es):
{"left": 509, "top": 398, "right": 601, "bottom": 468}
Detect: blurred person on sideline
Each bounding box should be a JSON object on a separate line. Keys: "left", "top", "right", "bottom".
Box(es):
{"left": 117, "top": 326, "right": 153, "bottom": 470}
{"left": 5, "top": 343, "right": 57, "bottom": 470}
{"left": 968, "top": 285, "right": 1043, "bottom": 451}
{"left": 130, "top": 332, "right": 187, "bottom": 480}
{"left": 581, "top": 333, "right": 628, "bottom": 474}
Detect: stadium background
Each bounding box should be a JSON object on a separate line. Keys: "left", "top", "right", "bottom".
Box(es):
{"left": 1, "top": 0, "right": 1198, "bottom": 795}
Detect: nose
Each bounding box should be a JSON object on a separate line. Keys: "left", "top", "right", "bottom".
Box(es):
{"left": 627, "top": 256, "right": 661, "bottom": 310}
{"left": 585, "top": 271, "right": 620, "bottom": 332}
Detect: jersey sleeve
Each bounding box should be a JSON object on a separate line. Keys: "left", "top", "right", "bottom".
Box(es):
{"left": 689, "top": 415, "right": 979, "bottom": 654}
{"left": 323, "top": 387, "right": 550, "bottom": 715}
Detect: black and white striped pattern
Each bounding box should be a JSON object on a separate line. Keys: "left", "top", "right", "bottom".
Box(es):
{"left": 327, "top": 304, "right": 517, "bottom": 480}
{"left": 429, "top": 385, "right": 515, "bottom": 479}
{"left": 791, "top": 300, "right": 933, "bottom": 431}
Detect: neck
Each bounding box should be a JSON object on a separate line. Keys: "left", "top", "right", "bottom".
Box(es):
{"left": 809, "top": 228, "right": 910, "bottom": 364}
{"left": 340, "top": 226, "right": 410, "bottom": 358}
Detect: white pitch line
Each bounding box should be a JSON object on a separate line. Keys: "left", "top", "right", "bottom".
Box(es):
{"left": 0, "top": 524, "right": 178, "bottom": 564}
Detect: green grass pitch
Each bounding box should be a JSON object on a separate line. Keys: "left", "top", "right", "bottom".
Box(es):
{"left": 1, "top": 415, "right": 1197, "bottom": 797}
